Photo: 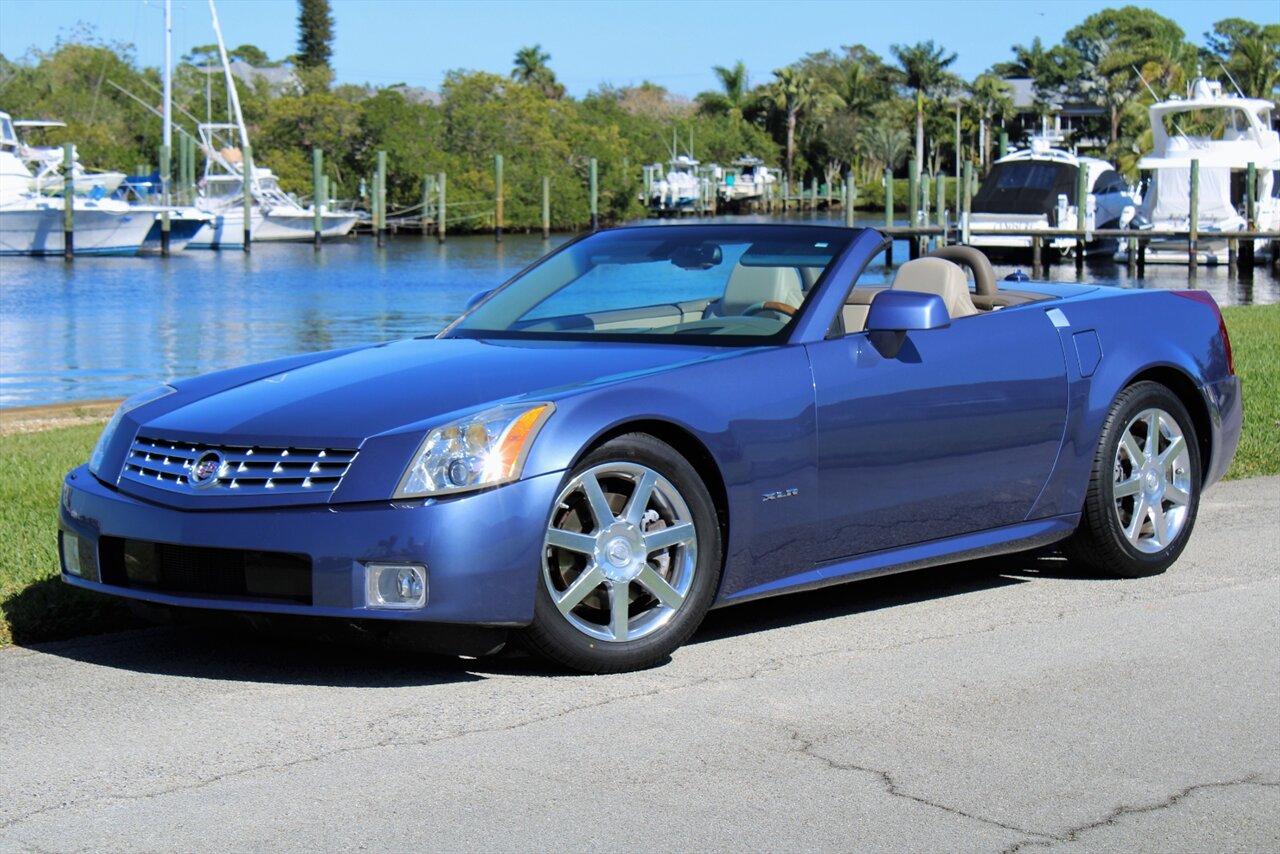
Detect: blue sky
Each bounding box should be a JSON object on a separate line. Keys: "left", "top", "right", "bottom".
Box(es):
{"left": 1, "top": 0, "right": 1276, "bottom": 98}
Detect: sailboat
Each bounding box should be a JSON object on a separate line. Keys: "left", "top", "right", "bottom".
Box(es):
{"left": 187, "top": 0, "right": 358, "bottom": 248}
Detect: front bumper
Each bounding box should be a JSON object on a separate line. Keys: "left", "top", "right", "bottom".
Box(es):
{"left": 58, "top": 464, "right": 564, "bottom": 625}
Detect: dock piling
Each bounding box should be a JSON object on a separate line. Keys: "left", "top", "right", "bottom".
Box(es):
{"left": 907, "top": 161, "right": 919, "bottom": 260}
{"left": 541, "top": 176, "right": 551, "bottom": 239}
{"left": 436, "top": 172, "right": 447, "bottom": 244}
{"left": 1075, "top": 161, "right": 1087, "bottom": 273}
{"left": 884, "top": 169, "right": 895, "bottom": 266}
{"left": 936, "top": 172, "right": 945, "bottom": 244}
{"left": 159, "top": 143, "right": 171, "bottom": 256}
{"left": 962, "top": 162, "right": 972, "bottom": 245}
{"left": 494, "top": 154, "right": 503, "bottom": 242}
{"left": 589, "top": 157, "right": 599, "bottom": 231}
{"left": 844, "top": 173, "right": 855, "bottom": 228}
{"left": 1244, "top": 162, "right": 1257, "bottom": 269}
{"left": 422, "top": 175, "right": 434, "bottom": 236}
{"left": 312, "top": 148, "right": 323, "bottom": 249}
{"left": 375, "top": 150, "right": 387, "bottom": 247}
{"left": 62, "top": 143, "right": 74, "bottom": 259}
{"left": 1031, "top": 235, "right": 1042, "bottom": 278}
{"left": 242, "top": 143, "right": 253, "bottom": 251}
{"left": 1188, "top": 159, "right": 1199, "bottom": 268}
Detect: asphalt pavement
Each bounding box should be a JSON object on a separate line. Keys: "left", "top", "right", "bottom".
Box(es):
{"left": 2, "top": 476, "right": 1277, "bottom": 852}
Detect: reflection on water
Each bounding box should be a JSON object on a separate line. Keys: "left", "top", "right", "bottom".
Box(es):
{"left": 0, "top": 212, "right": 1276, "bottom": 408}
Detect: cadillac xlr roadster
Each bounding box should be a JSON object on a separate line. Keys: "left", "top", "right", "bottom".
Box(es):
{"left": 59, "top": 225, "right": 1241, "bottom": 672}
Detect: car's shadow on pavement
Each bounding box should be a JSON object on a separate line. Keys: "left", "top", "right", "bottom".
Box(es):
{"left": 30, "top": 550, "right": 1099, "bottom": 684}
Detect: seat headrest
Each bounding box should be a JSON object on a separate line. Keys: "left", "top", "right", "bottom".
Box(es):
{"left": 720, "top": 265, "right": 803, "bottom": 315}
{"left": 890, "top": 257, "right": 978, "bottom": 318}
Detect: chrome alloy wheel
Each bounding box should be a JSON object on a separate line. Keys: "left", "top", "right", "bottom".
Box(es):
{"left": 1111, "top": 407, "right": 1193, "bottom": 554}
{"left": 542, "top": 462, "right": 698, "bottom": 643}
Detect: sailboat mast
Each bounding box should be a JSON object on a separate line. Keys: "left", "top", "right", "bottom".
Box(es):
{"left": 163, "top": 0, "right": 172, "bottom": 151}
{"left": 207, "top": 0, "right": 252, "bottom": 175}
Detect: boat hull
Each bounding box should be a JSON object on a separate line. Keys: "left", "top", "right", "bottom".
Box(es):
{"left": 0, "top": 205, "right": 155, "bottom": 256}
{"left": 188, "top": 209, "right": 358, "bottom": 248}
{"left": 137, "top": 215, "right": 212, "bottom": 254}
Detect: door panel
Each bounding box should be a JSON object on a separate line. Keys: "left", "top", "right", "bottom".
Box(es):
{"left": 807, "top": 308, "right": 1068, "bottom": 561}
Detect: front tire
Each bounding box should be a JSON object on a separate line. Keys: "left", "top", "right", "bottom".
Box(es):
{"left": 521, "top": 433, "right": 722, "bottom": 673}
{"left": 1065, "top": 381, "right": 1201, "bottom": 578}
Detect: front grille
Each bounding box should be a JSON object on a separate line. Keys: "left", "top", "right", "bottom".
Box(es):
{"left": 99, "top": 537, "right": 312, "bottom": 604}
{"left": 121, "top": 434, "right": 358, "bottom": 496}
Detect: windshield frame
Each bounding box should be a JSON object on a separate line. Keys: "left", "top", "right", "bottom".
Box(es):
{"left": 439, "top": 224, "right": 868, "bottom": 349}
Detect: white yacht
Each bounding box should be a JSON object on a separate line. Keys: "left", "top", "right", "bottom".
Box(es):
{"left": 1119, "top": 79, "right": 1278, "bottom": 265}
{"left": 718, "top": 156, "right": 777, "bottom": 207}
{"left": 968, "top": 137, "right": 1139, "bottom": 258}
{"left": 15, "top": 119, "right": 127, "bottom": 196}
{"left": 0, "top": 111, "right": 155, "bottom": 256}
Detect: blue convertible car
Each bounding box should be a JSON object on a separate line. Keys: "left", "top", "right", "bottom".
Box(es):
{"left": 59, "top": 225, "right": 1241, "bottom": 672}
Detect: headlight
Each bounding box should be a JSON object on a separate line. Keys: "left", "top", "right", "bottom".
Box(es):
{"left": 394, "top": 402, "right": 554, "bottom": 498}
{"left": 89, "top": 385, "right": 176, "bottom": 476}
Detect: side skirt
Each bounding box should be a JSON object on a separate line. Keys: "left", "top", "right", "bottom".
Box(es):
{"left": 717, "top": 514, "right": 1080, "bottom": 606}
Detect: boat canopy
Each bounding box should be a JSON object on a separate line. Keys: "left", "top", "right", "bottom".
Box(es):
{"left": 1142, "top": 165, "right": 1237, "bottom": 224}
{"left": 972, "top": 160, "right": 1078, "bottom": 217}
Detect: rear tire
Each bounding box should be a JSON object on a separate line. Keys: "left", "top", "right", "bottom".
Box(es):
{"left": 1065, "top": 381, "right": 1201, "bottom": 578}
{"left": 520, "top": 433, "right": 721, "bottom": 673}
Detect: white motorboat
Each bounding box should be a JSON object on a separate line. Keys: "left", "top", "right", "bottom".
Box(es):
{"left": 968, "top": 137, "right": 1140, "bottom": 258}
{"left": 1118, "top": 78, "right": 1279, "bottom": 265}
{"left": 647, "top": 155, "right": 709, "bottom": 212}
{"left": 0, "top": 112, "right": 155, "bottom": 256}
{"left": 718, "top": 156, "right": 777, "bottom": 207}
{"left": 15, "top": 119, "right": 127, "bottom": 196}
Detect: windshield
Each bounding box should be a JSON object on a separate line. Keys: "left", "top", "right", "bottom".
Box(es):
{"left": 445, "top": 225, "right": 853, "bottom": 344}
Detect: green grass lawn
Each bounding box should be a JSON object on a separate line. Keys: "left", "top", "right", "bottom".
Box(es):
{"left": 1, "top": 304, "right": 1277, "bottom": 648}
{"left": 1221, "top": 305, "right": 1280, "bottom": 479}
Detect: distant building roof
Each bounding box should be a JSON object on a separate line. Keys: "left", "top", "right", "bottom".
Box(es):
{"left": 1005, "top": 77, "right": 1105, "bottom": 118}
{"left": 200, "top": 61, "right": 299, "bottom": 94}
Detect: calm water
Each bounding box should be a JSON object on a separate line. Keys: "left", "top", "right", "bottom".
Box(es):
{"left": 1, "top": 212, "right": 1276, "bottom": 408}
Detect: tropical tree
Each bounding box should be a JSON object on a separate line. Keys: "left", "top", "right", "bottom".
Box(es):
{"left": 764, "top": 68, "right": 842, "bottom": 188}
{"left": 857, "top": 125, "right": 910, "bottom": 175}
{"left": 511, "top": 44, "right": 564, "bottom": 99}
{"left": 967, "top": 73, "right": 1015, "bottom": 169}
{"left": 890, "top": 40, "right": 958, "bottom": 178}
{"left": 695, "top": 61, "right": 750, "bottom": 117}
{"left": 1206, "top": 19, "right": 1280, "bottom": 99}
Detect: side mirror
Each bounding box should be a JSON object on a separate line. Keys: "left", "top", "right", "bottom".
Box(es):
{"left": 465, "top": 289, "right": 494, "bottom": 311}
{"left": 865, "top": 290, "right": 950, "bottom": 332}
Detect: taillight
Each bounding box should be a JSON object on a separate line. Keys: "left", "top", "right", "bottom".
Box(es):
{"left": 1172, "top": 290, "right": 1234, "bottom": 376}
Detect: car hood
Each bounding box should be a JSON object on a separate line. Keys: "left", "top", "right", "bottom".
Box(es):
{"left": 141, "top": 337, "right": 728, "bottom": 446}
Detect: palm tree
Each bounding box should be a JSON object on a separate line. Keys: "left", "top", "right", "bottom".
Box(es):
{"left": 967, "top": 73, "right": 1015, "bottom": 169}
{"left": 857, "top": 125, "right": 910, "bottom": 175}
{"left": 1230, "top": 34, "right": 1280, "bottom": 99}
{"left": 695, "top": 61, "right": 749, "bottom": 117}
{"left": 766, "top": 68, "right": 843, "bottom": 188}
{"left": 511, "top": 44, "right": 565, "bottom": 98}
{"left": 891, "top": 40, "right": 958, "bottom": 178}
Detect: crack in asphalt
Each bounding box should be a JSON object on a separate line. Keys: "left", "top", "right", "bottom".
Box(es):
{"left": 786, "top": 729, "right": 1053, "bottom": 840}
{"left": 1000, "top": 776, "right": 1280, "bottom": 853}
{"left": 788, "top": 729, "right": 1280, "bottom": 851}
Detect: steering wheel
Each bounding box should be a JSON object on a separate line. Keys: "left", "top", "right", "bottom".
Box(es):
{"left": 743, "top": 300, "right": 797, "bottom": 317}
{"left": 926, "top": 246, "right": 998, "bottom": 297}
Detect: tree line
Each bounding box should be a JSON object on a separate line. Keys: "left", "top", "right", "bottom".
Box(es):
{"left": 0, "top": 4, "right": 1274, "bottom": 231}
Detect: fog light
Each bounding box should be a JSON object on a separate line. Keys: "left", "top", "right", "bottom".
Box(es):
{"left": 365, "top": 563, "right": 428, "bottom": 610}
{"left": 61, "top": 531, "right": 83, "bottom": 577}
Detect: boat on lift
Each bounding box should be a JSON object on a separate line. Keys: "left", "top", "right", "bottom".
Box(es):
{"left": 718, "top": 156, "right": 777, "bottom": 208}
{"left": 968, "top": 137, "right": 1139, "bottom": 259}
{"left": 647, "top": 155, "right": 710, "bottom": 213}
{"left": 1117, "top": 78, "right": 1278, "bottom": 265}
{"left": 0, "top": 111, "right": 156, "bottom": 256}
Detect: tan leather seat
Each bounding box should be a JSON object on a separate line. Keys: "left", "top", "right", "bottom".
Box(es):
{"left": 716, "top": 264, "right": 803, "bottom": 315}
{"left": 890, "top": 257, "right": 978, "bottom": 319}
